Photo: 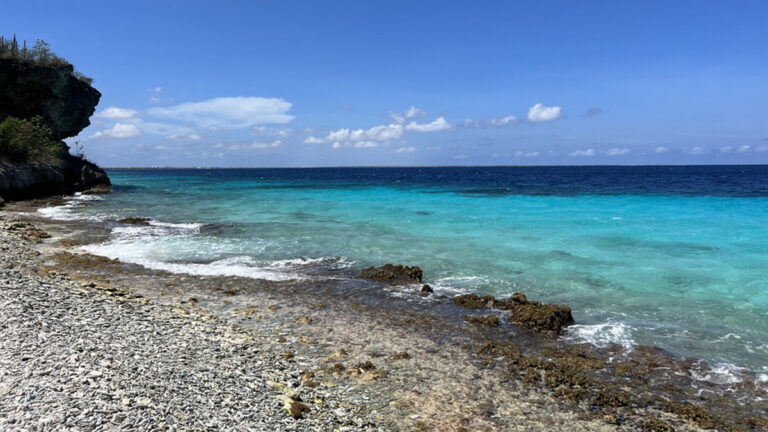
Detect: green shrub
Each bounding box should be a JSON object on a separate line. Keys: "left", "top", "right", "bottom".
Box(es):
{"left": 0, "top": 116, "right": 64, "bottom": 162}
{"left": 0, "top": 35, "right": 93, "bottom": 84}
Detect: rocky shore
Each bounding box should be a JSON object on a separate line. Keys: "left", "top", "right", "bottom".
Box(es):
{"left": 0, "top": 218, "right": 383, "bottom": 431}
{"left": 1, "top": 207, "right": 766, "bottom": 431}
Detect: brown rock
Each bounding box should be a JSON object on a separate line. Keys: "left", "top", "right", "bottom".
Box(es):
{"left": 360, "top": 264, "right": 423, "bottom": 285}
{"left": 508, "top": 302, "right": 574, "bottom": 334}
{"left": 462, "top": 314, "right": 500, "bottom": 327}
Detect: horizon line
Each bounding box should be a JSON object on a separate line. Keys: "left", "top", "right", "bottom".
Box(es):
{"left": 103, "top": 163, "right": 768, "bottom": 170}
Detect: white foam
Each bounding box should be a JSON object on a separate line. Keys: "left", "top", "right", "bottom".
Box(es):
{"left": 37, "top": 193, "right": 108, "bottom": 221}
{"left": 564, "top": 322, "right": 636, "bottom": 350}
{"left": 689, "top": 361, "right": 750, "bottom": 385}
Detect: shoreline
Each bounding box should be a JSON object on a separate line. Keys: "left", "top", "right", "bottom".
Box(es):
{"left": 2, "top": 199, "right": 767, "bottom": 431}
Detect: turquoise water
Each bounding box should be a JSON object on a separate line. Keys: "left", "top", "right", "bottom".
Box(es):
{"left": 39, "top": 167, "right": 768, "bottom": 379}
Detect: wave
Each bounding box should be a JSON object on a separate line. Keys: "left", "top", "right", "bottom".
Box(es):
{"left": 563, "top": 322, "right": 636, "bottom": 350}
{"left": 37, "top": 192, "right": 110, "bottom": 221}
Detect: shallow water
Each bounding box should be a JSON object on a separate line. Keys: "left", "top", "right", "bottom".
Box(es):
{"left": 38, "top": 166, "right": 768, "bottom": 378}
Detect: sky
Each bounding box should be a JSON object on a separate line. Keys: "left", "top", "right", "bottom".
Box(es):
{"left": 3, "top": 1, "right": 768, "bottom": 167}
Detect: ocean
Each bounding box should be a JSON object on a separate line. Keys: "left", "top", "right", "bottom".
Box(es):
{"left": 38, "top": 165, "right": 768, "bottom": 381}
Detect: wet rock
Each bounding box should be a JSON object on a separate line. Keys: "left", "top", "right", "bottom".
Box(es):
{"left": 503, "top": 293, "right": 574, "bottom": 334}
{"left": 118, "top": 217, "right": 151, "bottom": 225}
{"left": 0, "top": 196, "right": 4, "bottom": 207}
{"left": 82, "top": 184, "right": 112, "bottom": 195}
{"left": 296, "top": 316, "right": 312, "bottom": 324}
{"left": 360, "top": 264, "right": 423, "bottom": 285}
{"left": 420, "top": 284, "right": 433, "bottom": 293}
{"left": 462, "top": 314, "right": 499, "bottom": 327}
{"left": 452, "top": 293, "right": 497, "bottom": 309}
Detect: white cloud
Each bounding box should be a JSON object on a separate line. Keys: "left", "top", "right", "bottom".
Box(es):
{"left": 605, "top": 147, "right": 630, "bottom": 156}
{"left": 304, "top": 136, "right": 323, "bottom": 144}
{"left": 687, "top": 146, "right": 707, "bottom": 155}
{"left": 390, "top": 106, "right": 426, "bottom": 124}
{"left": 228, "top": 140, "right": 283, "bottom": 150}
{"left": 720, "top": 146, "right": 733, "bottom": 153}
{"left": 332, "top": 142, "right": 342, "bottom": 149}
{"left": 514, "top": 151, "right": 540, "bottom": 157}
{"left": 166, "top": 133, "right": 202, "bottom": 141}
{"left": 395, "top": 146, "right": 416, "bottom": 153}
{"left": 755, "top": 145, "right": 768, "bottom": 152}
{"left": 489, "top": 115, "right": 519, "bottom": 126}
{"left": 353, "top": 141, "right": 378, "bottom": 148}
{"left": 569, "top": 148, "right": 596, "bottom": 157}
{"left": 405, "top": 116, "right": 452, "bottom": 132}
{"left": 655, "top": 146, "right": 670, "bottom": 153}
{"left": 527, "top": 103, "right": 563, "bottom": 122}
{"left": 95, "top": 106, "right": 138, "bottom": 119}
{"left": 323, "top": 123, "right": 404, "bottom": 146}
{"left": 91, "top": 123, "right": 141, "bottom": 139}
{"left": 736, "top": 145, "right": 752, "bottom": 153}
{"left": 148, "top": 97, "right": 294, "bottom": 129}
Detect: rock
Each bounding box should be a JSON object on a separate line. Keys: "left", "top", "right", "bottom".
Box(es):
{"left": 360, "top": 264, "right": 423, "bottom": 285}
{"left": 82, "top": 184, "right": 112, "bottom": 195}
{"left": 278, "top": 395, "right": 311, "bottom": 419}
{"left": 0, "top": 196, "right": 4, "bottom": 207}
{"left": 453, "top": 293, "right": 497, "bottom": 309}
{"left": 420, "top": 284, "right": 433, "bottom": 293}
{"left": 453, "top": 291, "right": 574, "bottom": 334}
{"left": 507, "top": 301, "right": 574, "bottom": 334}
{"left": 0, "top": 158, "right": 110, "bottom": 201}
{"left": 81, "top": 165, "right": 110, "bottom": 189}
{"left": 388, "top": 351, "right": 410, "bottom": 360}
{"left": 462, "top": 314, "right": 500, "bottom": 327}
{"left": 0, "top": 58, "right": 101, "bottom": 139}
{"left": 118, "top": 217, "right": 151, "bottom": 225}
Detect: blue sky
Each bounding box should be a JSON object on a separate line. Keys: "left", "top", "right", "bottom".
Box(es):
{"left": 4, "top": 1, "right": 768, "bottom": 166}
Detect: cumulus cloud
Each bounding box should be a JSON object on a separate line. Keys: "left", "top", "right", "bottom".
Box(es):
{"left": 91, "top": 123, "right": 141, "bottom": 139}
{"left": 148, "top": 97, "right": 294, "bottom": 129}
{"left": 527, "top": 103, "right": 563, "bottom": 122}
{"left": 390, "top": 106, "right": 426, "bottom": 124}
{"left": 687, "top": 146, "right": 707, "bottom": 155}
{"left": 395, "top": 146, "right": 416, "bottom": 153}
{"left": 655, "top": 146, "right": 670, "bottom": 153}
{"left": 405, "top": 116, "right": 452, "bottom": 132}
{"left": 569, "top": 149, "right": 596, "bottom": 157}
{"left": 95, "top": 106, "right": 138, "bottom": 119}
{"left": 304, "top": 136, "right": 323, "bottom": 144}
{"left": 605, "top": 147, "right": 630, "bottom": 156}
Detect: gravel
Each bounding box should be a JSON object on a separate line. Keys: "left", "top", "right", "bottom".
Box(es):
{"left": 0, "top": 217, "right": 384, "bottom": 431}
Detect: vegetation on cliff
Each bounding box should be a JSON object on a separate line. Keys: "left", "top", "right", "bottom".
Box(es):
{"left": 0, "top": 35, "right": 92, "bottom": 84}
{"left": 0, "top": 35, "right": 109, "bottom": 200}
{"left": 0, "top": 116, "right": 63, "bottom": 162}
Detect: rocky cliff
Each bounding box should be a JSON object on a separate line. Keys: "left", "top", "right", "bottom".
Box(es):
{"left": 0, "top": 58, "right": 109, "bottom": 203}
{"left": 0, "top": 157, "right": 110, "bottom": 202}
{"left": 0, "top": 58, "right": 101, "bottom": 139}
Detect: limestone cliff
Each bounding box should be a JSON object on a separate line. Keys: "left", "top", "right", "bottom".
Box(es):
{"left": 0, "top": 58, "right": 109, "bottom": 203}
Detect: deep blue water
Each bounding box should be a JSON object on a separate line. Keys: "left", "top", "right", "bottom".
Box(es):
{"left": 40, "top": 165, "right": 768, "bottom": 381}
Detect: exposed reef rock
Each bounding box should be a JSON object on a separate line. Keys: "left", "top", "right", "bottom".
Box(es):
{"left": 453, "top": 292, "right": 574, "bottom": 334}
{"left": 0, "top": 59, "right": 100, "bottom": 139}
{"left": 360, "top": 264, "right": 423, "bottom": 285}
{"left": 0, "top": 157, "right": 110, "bottom": 201}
